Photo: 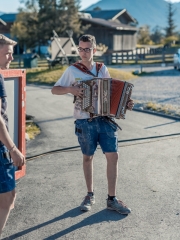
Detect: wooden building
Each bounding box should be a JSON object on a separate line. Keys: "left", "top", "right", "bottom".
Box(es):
{"left": 0, "top": 13, "right": 21, "bottom": 54}
{"left": 80, "top": 9, "right": 138, "bottom": 51}
{"left": 0, "top": 13, "right": 16, "bottom": 37}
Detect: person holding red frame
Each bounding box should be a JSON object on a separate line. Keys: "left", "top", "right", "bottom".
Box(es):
{"left": 0, "top": 34, "right": 25, "bottom": 237}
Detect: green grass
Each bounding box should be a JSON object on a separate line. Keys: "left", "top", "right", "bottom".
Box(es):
{"left": 26, "top": 65, "right": 67, "bottom": 85}
{"left": 26, "top": 122, "right": 41, "bottom": 139}
{"left": 146, "top": 102, "right": 180, "bottom": 116}
{"left": 26, "top": 65, "right": 137, "bottom": 85}
{"left": 108, "top": 68, "right": 136, "bottom": 80}
{"left": 135, "top": 100, "right": 180, "bottom": 117}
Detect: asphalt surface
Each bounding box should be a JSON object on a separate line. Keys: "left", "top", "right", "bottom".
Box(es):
{"left": 2, "top": 70, "right": 180, "bottom": 239}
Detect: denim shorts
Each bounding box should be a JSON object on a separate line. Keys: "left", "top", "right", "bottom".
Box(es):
{"left": 75, "top": 117, "right": 118, "bottom": 156}
{"left": 0, "top": 145, "right": 15, "bottom": 193}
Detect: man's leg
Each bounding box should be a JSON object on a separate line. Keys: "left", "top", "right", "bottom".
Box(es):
{"left": 105, "top": 152, "right": 118, "bottom": 196}
{"left": 80, "top": 154, "right": 95, "bottom": 211}
{"left": 83, "top": 154, "right": 94, "bottom": 192}
{"left": 0, "top": 189, "right": 16, "bottom": 235}
{"left": 75, "top": 118, "right": 98, "bottom": 211}
{"left": 105, "top": 152, "right": 131, "bottom": 215}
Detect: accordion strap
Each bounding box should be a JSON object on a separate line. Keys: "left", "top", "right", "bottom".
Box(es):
{"left": 104, "top": 117, "right": 122, "bottom": 131}
{"left": 72, "top": 62, "right": 104, "bottom": 77}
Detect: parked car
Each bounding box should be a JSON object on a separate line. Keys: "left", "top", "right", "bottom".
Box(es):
{"left": 174, "top": 49, "right": 180, "bottom": 70}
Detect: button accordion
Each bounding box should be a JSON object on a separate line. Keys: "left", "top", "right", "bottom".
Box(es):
{"left": 76, "top": 78, "right": 134, "bottom": 119}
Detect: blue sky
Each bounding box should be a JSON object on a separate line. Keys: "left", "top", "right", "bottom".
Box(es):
{"left": 0, "top": 0, "right": 179, "bottom": 13}
{"left": 0, "top": 0, "right": 99, "bottom": 13}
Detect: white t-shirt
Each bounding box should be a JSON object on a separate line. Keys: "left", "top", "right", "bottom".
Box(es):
{"left": 54, "top": 62, "right": 110, "bottom": 119}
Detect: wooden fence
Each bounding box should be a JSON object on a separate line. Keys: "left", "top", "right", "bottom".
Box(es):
{"left": 102, "top": 47, "right": 179, "bottom": 65}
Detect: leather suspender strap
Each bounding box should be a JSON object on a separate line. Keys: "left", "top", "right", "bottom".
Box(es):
{"left": 72, "top": 62, "right": 103, "bottom": 77}
{"left": 95, "top": 62, "right": 103, "bottom": 77}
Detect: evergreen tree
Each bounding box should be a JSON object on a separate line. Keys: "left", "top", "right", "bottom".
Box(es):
{"left": 11, "top": 0, "right": 39, "bottom": 48}
{"left": 137, "top": 25, "right": 152, "bottom": 45}
{"left": 11, "top": 0, "right": 82, "bottom": 49}
{"left": 166, "top": 2, "right": 176, "bottom": 37}
{"left": 150, "top": 26, "right": 164, "bottom": 44}
{"left": 93, "top": 7, "right": 102, "bottom": 11}
{"left": 38, "top": 0, "right": 81, "bottom": 41}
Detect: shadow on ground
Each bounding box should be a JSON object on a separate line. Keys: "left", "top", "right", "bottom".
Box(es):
{"left": 2, "top": 208, "right": 127, "bottom": 240}
{"left": 137, "top": 68, "right": 180, "bottom": 77}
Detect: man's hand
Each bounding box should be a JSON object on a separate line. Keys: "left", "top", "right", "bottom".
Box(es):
{"left": 126, "top": 99, "right": 134, "bottom": 111}
{"left": 70, "top": 85, "right": 85, "bottom": 98}
{"left": 10, "top": 148, "right": 25, "bottom": 167}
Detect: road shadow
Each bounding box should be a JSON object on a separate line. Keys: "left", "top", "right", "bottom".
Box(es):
{"left": 2, "top": 207, "right": 127, "bottom": 240}
{"left": 138, "top": 69, "right": 180, "bottom": 77}
{"left": 144, "top": 120, "right": 178, "bottom": 129}
{"left": 36, "top": 116, "right": 73, "bottom": 124}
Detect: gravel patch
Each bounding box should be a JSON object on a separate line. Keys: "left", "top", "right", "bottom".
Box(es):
{"left": 121, "top": 66, "right": 180, "bottom": 118}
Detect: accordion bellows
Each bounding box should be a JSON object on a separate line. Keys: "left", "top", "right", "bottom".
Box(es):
{"left": 77, "top": 78, "right": 133, "bottom": 119}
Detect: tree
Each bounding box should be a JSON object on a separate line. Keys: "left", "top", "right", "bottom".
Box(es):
{"left": 150, "top": 26, "right": 164, "bottom": 44}
{"left": 165, "top": 2, "right": 176, "bottom": 37}
{"left": 93, "top": 7, "right": 102, "bottom": 11}
{"left": 38, "top": 0, "right": 82, "bottom": 41}
{"left": 11, "top": 1, "right": 39, "bottom": 49}
{"left": 137, "top": 25, "right": 153, "bottom": 45}
{"left": 11, "top": 0, "right": 83, "bottom": 49}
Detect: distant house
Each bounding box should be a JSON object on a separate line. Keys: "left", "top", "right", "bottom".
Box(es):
{"left": 0, "top": 17, "right": 7, "bottom": 26}
{"left": 0, "top": 13, "right": 16, "bottom": 37}
{"left": 80, "top": 9, "right": 138, "bottom": 51}
{"left": 0, "top": 13, "right": 22, "bottom": 54}
{"left": 0, "top": 10, "right": 138, "bottom": 53}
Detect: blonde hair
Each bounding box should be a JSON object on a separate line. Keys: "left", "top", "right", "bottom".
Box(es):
{"left": 0, "top": 34, "right": 17, "bottom": 48}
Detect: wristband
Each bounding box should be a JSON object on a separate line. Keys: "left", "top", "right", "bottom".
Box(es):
{"left": 8, "top": 145, "right": 16, "bottom": 152}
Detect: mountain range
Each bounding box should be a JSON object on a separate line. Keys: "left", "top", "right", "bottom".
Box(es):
{"left": 85, "top": 0, "right": 180, "bottom": 31}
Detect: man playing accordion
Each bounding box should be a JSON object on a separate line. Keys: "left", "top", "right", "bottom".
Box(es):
{"left": 52, "top": 34, "right": 134, "bottom": 214}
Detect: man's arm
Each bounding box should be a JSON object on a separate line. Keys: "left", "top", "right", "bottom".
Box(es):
{"left": 51, "top": 67, "right": 85, "bottom": 97}
{"left": 0, "top": 99, "right": 25, "bottom": 166}
{"left": 51, "top": 86, "right": 73, "bottom": 95}
{"left": 51, "top": 85, "right": 84, "bottom": 98}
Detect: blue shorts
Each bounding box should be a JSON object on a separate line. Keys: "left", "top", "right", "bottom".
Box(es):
{"left": 0, "top": 145, "right": 15, "bottom": 194}
{"left": 75, "top": 117, "right": 118, "bottom": 156}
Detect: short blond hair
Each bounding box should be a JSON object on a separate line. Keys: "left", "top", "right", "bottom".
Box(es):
{"left": 0, "top": 34, "right": 17, "bottom": 47}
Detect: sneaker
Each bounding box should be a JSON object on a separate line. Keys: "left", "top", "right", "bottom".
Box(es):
{"left": 80, "top": 194, "right": 95, "bottom": 211}
{"left": 107, "top": 197, "right": 131, "bottom": 215}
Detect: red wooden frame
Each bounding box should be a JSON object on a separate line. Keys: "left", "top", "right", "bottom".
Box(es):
{"left": 0, "top": 69, "right": 26, "bottom": 180}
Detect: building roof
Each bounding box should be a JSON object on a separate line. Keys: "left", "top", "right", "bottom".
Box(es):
{"left": 81, "top": 17, "right": 137, "bottom": 31}
{"left": 84, "top": 9, "right": 123, "bottom": 20}
{"left": 83, "top": 9, "right": 137, "bottom": 23}
{"left": 0, "top": 13, "right": 17, "bottom": 23}
{"left": 0, "top": 18, "right": 7, "bottom": 26}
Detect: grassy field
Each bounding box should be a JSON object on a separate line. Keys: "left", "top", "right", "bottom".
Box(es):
{"left": 25, "top": 65, "right": 136, "bottom": 85}
{"left": 134, "top": 100, "right": 180, "bottom": 118}
{"left": 26, "top": 122, "right": 41, "bottom": 139}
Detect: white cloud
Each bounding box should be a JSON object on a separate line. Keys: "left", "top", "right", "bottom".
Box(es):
{"left": 165, "top": 0, "right": 180, "bottom": 2}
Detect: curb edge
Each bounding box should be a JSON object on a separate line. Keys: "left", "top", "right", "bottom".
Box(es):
{"left": 133, "top": 108, "right": 180, "bottom": 121}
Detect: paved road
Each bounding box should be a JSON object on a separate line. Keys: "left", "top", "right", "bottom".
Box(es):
{"left": 2, "top": 84, "right": 180, "bottom": 240}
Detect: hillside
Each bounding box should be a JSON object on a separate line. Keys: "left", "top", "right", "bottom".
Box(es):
{"left": 85, "top": 0, "right": 180, "bottom": 31}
